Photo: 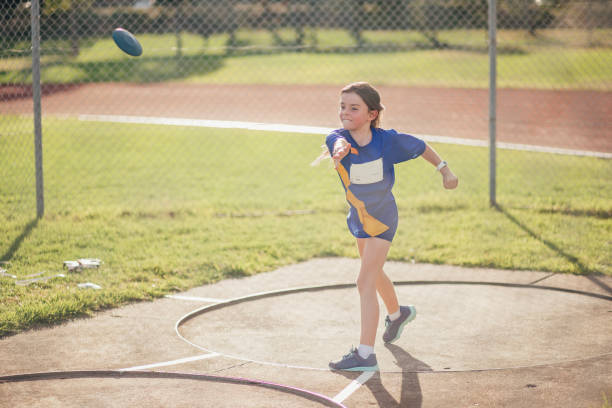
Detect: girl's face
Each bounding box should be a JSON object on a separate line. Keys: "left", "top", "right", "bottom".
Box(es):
{"left": 339, "top": 92, "right": 377, "bottom": 132}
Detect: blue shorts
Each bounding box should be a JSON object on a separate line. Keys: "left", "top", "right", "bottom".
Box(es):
{"left": 346, "top": 200, "right": 399, "bottom": 242}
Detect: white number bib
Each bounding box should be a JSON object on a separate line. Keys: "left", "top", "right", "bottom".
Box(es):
{"left": 350, "top": 158, "right": 383, "bottom": 184}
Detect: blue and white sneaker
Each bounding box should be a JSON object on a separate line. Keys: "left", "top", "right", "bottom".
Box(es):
{"left": 329, "top": 347, "right": 379, "bottom": 371}
{"left": 383, "top": 305, "right": 416, "bottom": 344}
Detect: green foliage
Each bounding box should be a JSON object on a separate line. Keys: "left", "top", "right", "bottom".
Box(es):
{"left": 41, "top": 0, "right": 77, "bottom": 14}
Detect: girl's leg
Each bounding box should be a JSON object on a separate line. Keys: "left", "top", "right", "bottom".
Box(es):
{"left": 356, "top": 237, "right": 392, "bottom": 346}
{"left": 377, "top": 272, "right": 400, "bottom": 316}
{"left": 356, "top": 239, "right": 400, "bottom": 317}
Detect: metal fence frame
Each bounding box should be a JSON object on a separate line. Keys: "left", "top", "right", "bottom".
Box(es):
{"left": 488, "top": 0, "right": 497, "bottom": 207}
{"left": 31, "top": 0, "right": 44, "bottom": 218}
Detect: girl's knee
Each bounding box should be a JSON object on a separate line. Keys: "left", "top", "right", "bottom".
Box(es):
{"left": 356, "top": 273, "right": 377, "bottom": 294}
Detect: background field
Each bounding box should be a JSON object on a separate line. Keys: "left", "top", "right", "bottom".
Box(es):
{"left": 2, "top": 29, "right": 612, "bottom": 88}
{"left": 1, "top": 117, "right": 610, "bottom": 337}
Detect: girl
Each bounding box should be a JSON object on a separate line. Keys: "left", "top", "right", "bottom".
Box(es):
{"left": 326, "top": 82, "right": 458, "bottom": 371}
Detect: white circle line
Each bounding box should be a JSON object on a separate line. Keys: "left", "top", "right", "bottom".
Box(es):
{"left": 174, "top": 281, "right": 612, "bottom": 373}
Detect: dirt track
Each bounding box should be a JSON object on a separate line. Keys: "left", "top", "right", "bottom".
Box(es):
{"left": 2, "top": 83, "right": 611, "bottom": 153}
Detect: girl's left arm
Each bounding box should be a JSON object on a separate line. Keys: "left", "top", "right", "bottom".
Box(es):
{"left": 421, "top": 144, "right": 458, "bottom": 190}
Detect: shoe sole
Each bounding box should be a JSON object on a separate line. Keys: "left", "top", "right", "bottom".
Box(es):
{"left": 337, "top": 364, "right": 379, "bottom": 372}
{"left": 384, "top": 305, "right": 416, "bottom": 344}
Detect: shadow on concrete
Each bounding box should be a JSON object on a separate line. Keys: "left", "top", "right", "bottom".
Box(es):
{"left": 365, "top": 344, "right": 432, "bottom": 408}
{"left": 585, "top": 275, "right": 612, "bottom": 295}
{"left": 333, "top": 344, "right": 431, "bottom": 407}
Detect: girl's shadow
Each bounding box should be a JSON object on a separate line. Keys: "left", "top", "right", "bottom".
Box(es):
{"left": 370, "top": 344, "right": 432, "bottom": 407}
{"left": 335, "top": 344, "right": 432, "bottom": 407}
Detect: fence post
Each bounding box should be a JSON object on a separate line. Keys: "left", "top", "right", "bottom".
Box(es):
{"left": 488, "top": 0, "right": 497, "bottom": 207}
{"left": 31, "top": 0, "right": 44, "bottom": 218}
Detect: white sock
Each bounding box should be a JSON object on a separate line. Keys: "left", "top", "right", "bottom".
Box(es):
{"left": 389, "top": 309, "right": 401, "bottom": 321}
{"left": 357, "top": 344, "right": 374, "bottom": 359}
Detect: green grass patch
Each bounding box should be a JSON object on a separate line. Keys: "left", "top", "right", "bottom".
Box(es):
{"left": 1, "top": 117, "right": 610, "bottom": 336}
{"left": 1, "top": 29, "right": 611, "bottom": 89}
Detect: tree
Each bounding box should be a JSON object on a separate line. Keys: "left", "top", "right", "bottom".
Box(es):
{"left": 1, "top": 0, "right": 24, "bottom": 20}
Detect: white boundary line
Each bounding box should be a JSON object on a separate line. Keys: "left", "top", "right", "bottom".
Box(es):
{"left": 165, "top": 294, "right": 227, "bottom": 303}
{"left": 78, "top": 114, "right": 611, "bottom": 159}
{"left": 332, "top": 371, "right": 376, "bottom": 403}
{"left": 120, "top": 353, "right": 220, "bottom": 372}
{"left": 78, "top": 114, "right": 334, "bottom": 135}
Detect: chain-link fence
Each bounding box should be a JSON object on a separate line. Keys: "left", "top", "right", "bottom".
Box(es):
{"left": 1, "top": 0, "right": 611, "bottom": 227}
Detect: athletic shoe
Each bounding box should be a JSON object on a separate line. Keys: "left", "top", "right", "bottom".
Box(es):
{"left": 329, "top": 347, "right": 379, "bottom": 371}
{"left": 382, "top": 305, "right": 416, "bottom": 344}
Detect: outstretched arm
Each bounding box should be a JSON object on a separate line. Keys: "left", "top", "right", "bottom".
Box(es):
{"left": 332, "top": 138, "right": 351, "bottom": 169}
{"left": 421, "top": 144, "right": 458, "bottom": 189}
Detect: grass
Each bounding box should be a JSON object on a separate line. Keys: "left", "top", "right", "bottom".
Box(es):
{"left": 1, "top": 29, "right": 611, "bottom": 89}
{"left": 594, "top": 393, "right": 612, "bottom": 408}
{"left": 0, "top": 117, "right": 610, "bottom": 337}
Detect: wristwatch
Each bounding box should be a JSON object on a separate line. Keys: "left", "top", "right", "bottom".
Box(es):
{"left": 436, "top": 160, "right": 448, "bottom": 172}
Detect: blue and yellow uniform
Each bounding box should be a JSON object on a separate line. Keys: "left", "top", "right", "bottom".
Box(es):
{"left": 326, "top": 128, "right": 426, "bottom": 242}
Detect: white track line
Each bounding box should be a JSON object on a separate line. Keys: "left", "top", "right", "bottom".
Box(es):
{"left": 78, "top": 114, "right": 611, "bottom": 159}
{"left": 120, "top": 353, "right": 220, "bottom": 371}
{"left": 332, "top": 371, "right": 376, "bottom": 403}
{"left": 165, "top": 294, "right": 226, "bottom": 303}
{"left": 78, "top": 114, "right": 334, "bottom": 135}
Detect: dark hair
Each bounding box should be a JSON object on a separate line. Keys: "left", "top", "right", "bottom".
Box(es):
{"left": 341, "top": 82, "right": 384, "bottom": 128}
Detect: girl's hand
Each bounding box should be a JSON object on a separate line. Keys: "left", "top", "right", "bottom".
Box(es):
{"left": 332, "top": 139, "right": 351, "bottom": 168}
{"left": 441, "top": 166, "right": 458, "bottom": 189}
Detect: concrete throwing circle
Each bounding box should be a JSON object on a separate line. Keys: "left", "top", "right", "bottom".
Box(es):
{"left": 176, "top": 281, "right": 612, "bottom": 372}
{"left": 0, "top": 371, "right": 345, "bottom": 408}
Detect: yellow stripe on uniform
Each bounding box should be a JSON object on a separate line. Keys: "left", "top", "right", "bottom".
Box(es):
{"left": 337, "top": 163, "right": 389, "bottom": 237}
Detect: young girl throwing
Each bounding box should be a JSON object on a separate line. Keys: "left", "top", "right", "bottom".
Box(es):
{"left": 326, "top": 82, "right": 458, "bottom": 371}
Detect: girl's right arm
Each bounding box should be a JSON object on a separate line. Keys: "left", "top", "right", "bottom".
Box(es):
{"left": 332, "top": 139, "right": 350, "bottom": 168}
{"left": 326, "top": 133, "right": 350, "bottom": 169}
